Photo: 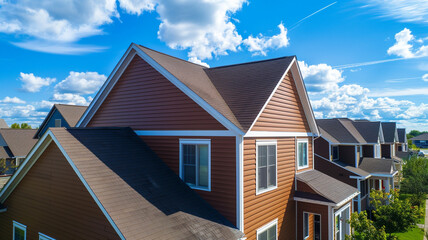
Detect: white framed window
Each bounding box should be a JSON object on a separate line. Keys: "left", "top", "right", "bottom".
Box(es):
{"left": 335, "top": 203, "right": 350, "bottom": 240}
{"left": 257, "top": 219, "right": 278, "bottom": 240}
{"left": 297, "top": 139, "right": 309, "bottom": 170}
{"left": 256, "top": 140, "right": 277, "bottom": 195}
{"left": 303, "top": 212, "right": 309, "bottom": 239}
{"left": 54, "top": 119, "right": 61, "bottom": 127}
{"left": 39, "top": 233, "right": 55, "bottom": 240}
{"left": 179, "top": 139, "right": 211, "bottom": 191}
{"left": 13, "top": 221, "right": 26, "bottom": 240}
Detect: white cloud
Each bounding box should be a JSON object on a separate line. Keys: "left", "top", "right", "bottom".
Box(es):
{"left": 387, "top": 28, "right": 428, "bottom": 58}
{"left": 0, "top": 96, "right": 26, "bottom": 104}
{"left": 19, "top": 72, "right": 56, "bottom": 92}
{"left": 361, "top": 0, "right": 428, "bottom": 24}
{"left": 396, "top": 103, "right": 428, "bottom": 119}
{"left": 118, "top": 0, "right": 155, "bottom": 14}
{"left": 52, "top": 93, "right": 92, "bottom": 106}
{"left": 368, "top": 87, "right": 428, "bottom": 97}
{"left": 12, "top": 41, "right": 107, "bottom": 55}
{"left": 298, "top": 61, "right": 344, "bottom": 93}
{"left": 188, "top": 57, "right": 210, "bottom": 68}
{"left": 55, "top": 71, "right": 107, "bottom": 94}
{"left": 243, "top": 23, "right": 289, "bottom": 56}
{"left": 423, "top": 73, "right": 428, "bottom": 81}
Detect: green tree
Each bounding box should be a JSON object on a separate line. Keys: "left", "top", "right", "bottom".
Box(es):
{"left": 346, "top": 211, "right": 387, "bottom": 240}
{"left": 401, "top": 156, "right": 428, "bottom": 205}
{"left": 10, "top": 123, "right": 20, "bottom": 129}
{"left": 370, "top": 189, "right": 422, "bottom": 234}
{"left": 10, "top": 123, "right": 32, "bottom": 129}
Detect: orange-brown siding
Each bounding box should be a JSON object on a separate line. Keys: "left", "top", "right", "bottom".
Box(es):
{"left": 243, "top": 137, "right": 312, "bottom": 240}
{"left": 251, "top": 73, "right": 311, "bottom": 132}
{"left": 139, "top": 136, "right": 236, "bottom": 225}
{"left": 0, "top": 143, "right": 119, "bottom": 240}
{"left": 88, "top": 55, "right": 226, "bottom": 130}
{"left": 297, "top": 202, "right": 329, "bottom": 240}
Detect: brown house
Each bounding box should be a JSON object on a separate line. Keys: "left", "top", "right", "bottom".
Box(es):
{"left": 0, "top": 44, "right": 358, "bottom": 239}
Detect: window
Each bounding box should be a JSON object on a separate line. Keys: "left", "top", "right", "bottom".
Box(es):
{"left": 256, "top": 141, "right": 277, "bottom": 194}
{"left": 54, "top": 119, "right": 61, "bottom": 127}
{"left": 303, "top": 213, "right": 309, "bottom": 239}
{"left": 179, "top": 139, "right": 210, "bottom": 191}
{"left": 297, "top": 140, "right": 309, "bottom": 169}
{"left": 332, "top": 145, "right": 339, "bottom": 160}
{"left": 39, "top": 233, "right": 55, "bottom": 240}
{"left": 335, "top": 204, "right": 350, "bottom": 240}
{"left": 257, "top": 219, "right": 277, "bottom": 240}
{"left": 13, "top": 221, "right": 26, "bottom": 240}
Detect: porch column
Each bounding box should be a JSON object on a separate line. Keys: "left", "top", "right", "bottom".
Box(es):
{"left": 383, "top": 179, "right": 390, "bottom": 193}
{"left": 373, "top": 145, "right": 376, "bottom": 157}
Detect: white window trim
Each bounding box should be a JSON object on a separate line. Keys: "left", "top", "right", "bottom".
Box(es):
{"left": 39, "top": 233, "right": 55, "bottom": 240}
{"left": 303, "top": 211, "right": 322, "bottom": 240}
{"left": 334, "top": 202, "right": 351, "bottom": 240}
{"left": 256, "top": 140, "right": 278, "bottom": 195}
{"left": 179, "top": 139, "right": 211, "bottom": 191}
{"left": 256, "top": 218, "right": 278, "bottom": 240}
{"left": 297, "top": 139, "right": 309, "bottom": 170}
{"left": 13, "top": 221, "right": 26, "bottom": 240}
{"left": 303, "top": 212, "right": 310, "bottom": 239}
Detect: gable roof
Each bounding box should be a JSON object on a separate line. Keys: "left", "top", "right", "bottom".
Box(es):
{"left": 381, "top": 122, "right": 397, "bottom": 143}
{"left": 397, "top": 128, "right": 406, "bottom": 143}
{"left": 0, "top": 129, "right": 37, "bottom": 157}
{"left": 316, "top": 119, "right": 360, "bottom": 143}
{"left": 35, "top": 104, "right": 88, "bottom": 139}
{"left": 0, "top": 119, "right": 8, "bottom": 128}
{"left": 352, "top": 121, "right": 382, "bottom": 143}
{"left": 296, "top": 170, "right": 359, "bottom": 206}
{"left": 410, "top": 132, "right": 428, "bottom": 141}
{"left": 77, "top": 43, "right": 319, "bottom": 135}
{"left": 0, "top": 128, "right": 244, "bottom": 240}
{"left": 358, "top": 157, "right": 396, "bottom": 175}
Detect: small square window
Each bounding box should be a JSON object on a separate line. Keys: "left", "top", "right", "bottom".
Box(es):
{"left": 257, "top": 219, "right": 278, "bottom": 240}
{"left": 180, "top": 139, "right": 211, "bottom": 191}
{"left": 256, "top": 141, "right": 277, "bottom": 194}
{"left": 297, "top": 140, "right": 309, "bottom": 169}
{"left": 13, "top": 221, "right": 26, "bottom": 240}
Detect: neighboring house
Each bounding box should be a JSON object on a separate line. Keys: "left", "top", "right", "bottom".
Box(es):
{"left": 34, "top": 104, "right": 88, "bottom": 139}
{"left": 380, "top": 122, "right": 399, "bottom": 159}
{"left": 0, "top": 129, "right": 37, "bottom": 175}
{"left": 396, "top": 128, "right": 407, "bottom": 152}
{"left": 314, "top": 118, "right": 397, "bottom": 213}
{"left": 410, "top": 133, "right": 428, "bottom": 149}
{"left": 0, "top": 44, "right": 358, "bottom": 240}
{"left": 0, "top": 119, "right": 8, "bottom": 128}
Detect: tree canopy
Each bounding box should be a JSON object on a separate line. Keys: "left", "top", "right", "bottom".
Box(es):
{"left": 10, "top": 123, "right": 32, "bottom": 129}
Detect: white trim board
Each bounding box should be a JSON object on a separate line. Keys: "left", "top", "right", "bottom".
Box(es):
{"left": 245, "top": 131, "right": 314, "bottom": 138}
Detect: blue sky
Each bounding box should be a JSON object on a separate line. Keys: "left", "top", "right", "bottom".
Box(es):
{"left": 0, "top": 0, "right": 427, "bottom": 131}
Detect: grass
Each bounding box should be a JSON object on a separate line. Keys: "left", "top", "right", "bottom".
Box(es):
{"left": 394, "top": 227, "right": 424, "bottom": 240}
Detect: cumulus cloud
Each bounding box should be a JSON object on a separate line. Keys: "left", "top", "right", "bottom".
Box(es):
{"left": 387, "top": 28, "right": 428, "bottom": 58}
{"left": 423, "top": 73, "right": 428, "bottom": 81}
{"left": 19, "top": 72, "right": 56, "bottom": 92}
{"left": 243, "top": 23, "right": 289, "bottom": 56}
{"left": 118, "top": 0, "right": 155, "bottom": 14}
{"left": 52, "top": 93, "right": 92, "bottom": 106}
{"left": 55, "top": 71, "right": 107, "bottom": 95}
{"left": 361, "top": 0, "right": 428, "bottom": 24}
{"left": 0, "top": 96, "right": 26, "bottom": 104}
{"left": 298, "top": 61, "right": 344, "bottom": 93}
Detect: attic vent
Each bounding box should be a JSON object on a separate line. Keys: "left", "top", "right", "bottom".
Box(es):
{"left": 55, "top": 119, "right": 61, "bottom": 127}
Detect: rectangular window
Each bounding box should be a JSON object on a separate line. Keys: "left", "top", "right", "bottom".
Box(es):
{"left": 39, "top": 233, "right": 55, "bottom": 240}
{"left": 256, "top": 141, "right": 277, "bottom": 194}
{"left": 297, "top": 140, "right": 309, "bottom": 169}
{"left": 303, "top": 212, "right": 309, "bottom": 239}
{"left": 180, "top": 139, "right": 210, "bottom": 191}
{"left": 257, "top": 219, "right": 278, "bottom": 240}
{"left": 332, "top": 145, "right": 339, "bottom": 160}
{"left": 54, "top": 119, "right": 61, "bottom": 127}
{"left": 13, "top": 221, "right": 26, "bottom": 240}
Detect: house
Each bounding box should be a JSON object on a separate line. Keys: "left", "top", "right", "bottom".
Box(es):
{"left": 0, "top": 43, "right": 358, "bottom": 239}
{"left": 0, "top": 129, "right": 37, "bottom": 175}
{"left": 34, "top": 104, "right": 88, "bottom": 139}
{"left": 380, "top": 122, "right": 399, "bottom": 159}
{"left": 396, "top": 128, "right": 407, "bottom": 152}
{"left": 410, "top": 133, "right": 428, "bottom": 149}
{"left": 314, "top": 118, "right": 397, "bottom": 213}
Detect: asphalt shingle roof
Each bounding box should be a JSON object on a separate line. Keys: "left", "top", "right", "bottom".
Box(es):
{"left": 397, "top": 128, "right": 406, "bottom": 143}
{"left": 358, "top": 157, "right": 396, "bottom": 175}
{"left": 0, "top": 129, "right": 37, "bottom": 157}
{"left": 55, "top": 104, "right": 88, "bottom": 127}
{"left": 50, "top": 127, "right": 244, "bottom": 240}
{"left": 381, "top": 122, "right": 397, "bottom": 143}
{"left": 410, "top": 132, "right": 428, "bottom": 141}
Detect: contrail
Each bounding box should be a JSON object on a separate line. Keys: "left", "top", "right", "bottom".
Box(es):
{"left": 334, "top": 57, "right": 412, "bottom": 69}
{"left": 289, "top": 1, "right": 337, "bottom": 31}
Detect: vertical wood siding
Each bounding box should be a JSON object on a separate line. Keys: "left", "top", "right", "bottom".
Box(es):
{"left": 297, "top": 202, "right": 329, "bottom": 240}
{"left": 251, "top": 73, "right": 311, "bottom": 132}
{"left": 0, "top": 143, "right": 120, "bottom": 240}
{"left": 88, "top": 55, "right": 226, "bottom": 130}
{"left": 139, "top": 136, "right": 236, "bottom": 225}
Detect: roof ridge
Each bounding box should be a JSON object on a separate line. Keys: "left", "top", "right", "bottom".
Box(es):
{"left": 137, "top": 44, "right": 209, "bottom": 68}
{"left": 55, "top": 104, "right": 87, "bottom": 108}
{"left": 336, "top": 119, "right": 360, "bottom": 143}
{"left": 208, "top": 55, "right": 295, "bottom": 70}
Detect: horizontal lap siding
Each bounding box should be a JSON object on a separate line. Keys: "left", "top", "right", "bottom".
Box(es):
{"left": 88, "top": 55, "right": 225, "bottom": 130}
{"left": 314, "top": 155, "right": 358, "bottom": 188}
{"left": 297, "top": 202, "right": 329, "bottom": 240}
{"left": 251, "top": 73, "right": 310, "bottom": 132}
{"left": 0, "top": 144, "right": 119, "bottom": 239}
{"left": 139, "top": 136, "right": 236, "bottom": 225}
{"left": 243, "top": 137, "right": 297, "bottom": 240}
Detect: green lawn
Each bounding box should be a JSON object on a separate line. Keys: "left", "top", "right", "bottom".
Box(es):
{"left": 394, "top": 227, "right": 424, "bottom": 240}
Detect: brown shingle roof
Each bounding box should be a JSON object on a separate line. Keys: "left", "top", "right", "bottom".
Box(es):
{"left": 317, "top": 119, "right": 359, "bottom": 143}
{"left": 50, "top": 127, "right": 244, "bottom": 240}
{"left": 54, "top": 104, "right": 88, "bottom": 127}
{"left": 358, "top": 157, "right": 396, "bottom": 175}
{"left": 0, "top": 129, "right": 37, "bottom": 157}
{"left": 296, "top": 170, "right": 359, "bottom": 205}
{"left": 381, "top": 122, "right": 397, "bottom": 143}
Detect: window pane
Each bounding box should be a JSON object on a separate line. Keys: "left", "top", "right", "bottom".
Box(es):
{"left": 298, "top": 142, "right": 308, "bottom": 167}
{"left": 267, "top": 225, "right": 276, "bottom": 240}
{"left": 258, "top": 231, "right": 267, "bottom": 240}
{"left": 302, "top": 143, "right": 308, "bottom": 165}
{"left": 268, "top": 165, "right": 276, "bottom": 187}
{"left": 198, "top": 145, "right": 209, "bottom": 187}
{"left": 14, "top": 227, "right": 25, "bottom": 240}
{"left": 304, "top": 213, "right": 309, "bottom": 237}
{"left": 183, "top": 165, "right": 196, "bottom": 185}
{"left": 183, "top": 145, "right": 196, "bottom": 165}
{"left": 258, "top": 145, "right": 267, "bottom": 167}
{"left": 258, "top": 166, "right": 267, "bottom": 190}
{"left": 267, "top": 145, "right": 276, "bottom": 165}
